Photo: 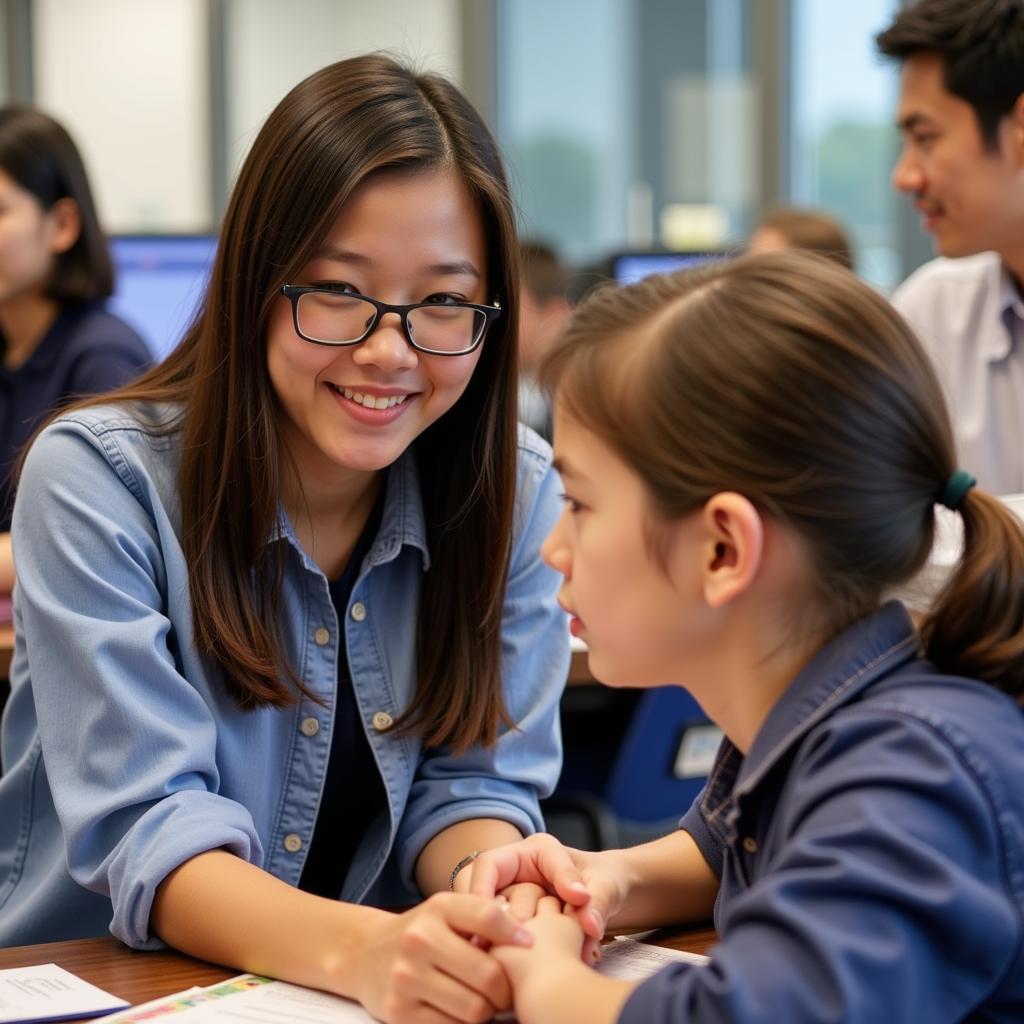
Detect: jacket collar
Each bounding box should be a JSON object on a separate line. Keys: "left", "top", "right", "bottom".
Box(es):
{"left": 698, "top": 602, "right": 920, "bottom": 842}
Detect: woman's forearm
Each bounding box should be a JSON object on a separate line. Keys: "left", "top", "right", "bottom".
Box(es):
{"left": 0, "top": 532, "right": 15, "bottom": 593}
{"left": 152, "top": 849, "right": 382, "bottom": 998}
{"left": 416, "top": 817, "right": 526, "bottom": 895}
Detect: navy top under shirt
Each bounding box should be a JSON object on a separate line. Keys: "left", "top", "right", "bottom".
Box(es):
{"left": 298, "top": 487, "right": 389, "bottom": 898}
{"left": 0, "top": 303, "right": 151, "bottom": 530}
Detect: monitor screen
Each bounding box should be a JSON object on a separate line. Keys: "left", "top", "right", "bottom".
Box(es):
{"left": 108, "top": 235, "right": 217, "bottom": 360}
{"left": 610, "top": 251, "right": 723, "bottom": 286}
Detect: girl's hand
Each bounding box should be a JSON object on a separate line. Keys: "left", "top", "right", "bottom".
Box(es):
{"left": 466, "top": 833, "right": 628, "bottom": 950}
{"left": 492, "top": 897, "right": 629, "bottom": 1024}
{"left": 492, "top": 896, "right": 586, "bottom": 983}
{"left": 350, "top": 893, "right": 531, "bottom": 1023}
{"left": 495, "top": 881, "right": 549, "bottom": 923}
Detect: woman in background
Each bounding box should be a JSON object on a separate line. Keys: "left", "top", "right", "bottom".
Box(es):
{"left": 747, "top": 205, "right": 855, "bottom": 271}
{"left": 0, "top": 106, "right": 150, "bottom": 596}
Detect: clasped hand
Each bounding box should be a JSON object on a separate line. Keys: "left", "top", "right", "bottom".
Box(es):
{"left": 356, "top": 834, "right": 613, "bottom": 1023}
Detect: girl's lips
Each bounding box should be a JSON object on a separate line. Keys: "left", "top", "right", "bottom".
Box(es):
{"left": 568, "top": 615, "right": 584, "bottom": 637}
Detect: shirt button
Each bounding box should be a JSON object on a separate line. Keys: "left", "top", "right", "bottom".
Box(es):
{"left": 300, "top": 717, "right": 320, "bottom": 737}
{"left": 313, "top": 627, "right": 330, "bottom": 646}
{"left": 372, "top": 711, "right": 393, "bottom": 732}
{"left": 351, "top": 602, "right": 367, "bottom": 622}
{"left": 283, "top": 833, "right": 303, "bottom": 853}
{"left": 741, "top": 837, "right": 758, "bottom": 854}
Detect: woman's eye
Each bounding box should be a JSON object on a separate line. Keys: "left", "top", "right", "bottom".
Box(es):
{"left": 560, "top": 493, "right": 583, "bottom": 514}
{"left": 311, "top": 281, "right": 358, "bottom": 294}
{"left": 422, "top": 293, "right": 464, "bottom": 306}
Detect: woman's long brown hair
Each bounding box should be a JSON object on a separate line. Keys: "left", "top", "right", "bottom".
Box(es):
{"left": 38, "top": 55, "right": 521, "bottom": 752}
{"left": 542, "top": 250, "right": 1024, "bottom": 703}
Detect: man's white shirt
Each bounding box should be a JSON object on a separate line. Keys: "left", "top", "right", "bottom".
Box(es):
{"left": 892, "top": 252, "right": 1024, "bottom": 495}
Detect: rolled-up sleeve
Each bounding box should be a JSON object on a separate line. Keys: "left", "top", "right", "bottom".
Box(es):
{"left": 13, "top": 419, "right": 263, "bottom": 949}
{"left": 394, "top": 435, "right": 568, "bottom": 886}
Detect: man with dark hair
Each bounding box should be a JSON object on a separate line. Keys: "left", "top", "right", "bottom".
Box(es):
{"left": 879, "top": 0, "right": 1024, "bottom": 493}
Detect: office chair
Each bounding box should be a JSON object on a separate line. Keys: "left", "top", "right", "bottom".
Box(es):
{"left": 604, "top": 686, "right": 721, "bottom": 846}
{"left": 542, "top": 686, "right": 721, "bottom": 851}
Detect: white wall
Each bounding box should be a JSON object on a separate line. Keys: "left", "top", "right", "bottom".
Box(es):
{"left": 28, "top": 0, "right": 462, "bottom": 231}
{"left": 224, "top": 0, "right": 463, "bottom": 188}
{"left": 33, "top": 0, "right": 211, "bottom": 232}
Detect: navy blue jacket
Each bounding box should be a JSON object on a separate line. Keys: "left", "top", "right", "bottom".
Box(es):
{"left": 620, "top": 602, "right": 1024, "bottom": 1023}
{"left": 0, "top": 303, "right": 150, "bottom": 530}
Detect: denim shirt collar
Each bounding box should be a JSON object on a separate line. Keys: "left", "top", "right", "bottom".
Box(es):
{"left": 699, "top": 601, "right": 920, "bottom": 844}
{"left": 268, "top": 446, "right": 430, "bottom": 574}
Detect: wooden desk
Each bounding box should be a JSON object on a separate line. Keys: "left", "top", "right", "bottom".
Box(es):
{"left": 0, "top": 623, "right": 12, "bottom": 679}
{"left": 0, "top": 925, "right": 718, "bottom": 1022}
{"left": 0, "top": 937, "right": 232, "bottom": 1021}
{"left": 568, "top": 646, "right": 593, "bottom": 685}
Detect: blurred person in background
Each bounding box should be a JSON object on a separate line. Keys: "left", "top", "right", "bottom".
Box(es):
{"left": 879, "top": 0, "right": 1024, "bottom": 495}
{"left": 747, "top": 206, "right": 855, "bottom": 272}
{"left": 518, "top": 240, "right": 572, "bottom": 440}
{"left": 0, "top": 106, "right": 150, "bottom": 600}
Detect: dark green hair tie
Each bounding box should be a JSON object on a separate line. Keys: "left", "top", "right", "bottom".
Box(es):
{"left": 937, "top": 469, "right": 976, "bottom": 511}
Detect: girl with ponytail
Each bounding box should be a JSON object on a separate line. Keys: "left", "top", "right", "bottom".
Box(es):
{"left": 465, "top": 250, "right": 1024, "bottom": 1023}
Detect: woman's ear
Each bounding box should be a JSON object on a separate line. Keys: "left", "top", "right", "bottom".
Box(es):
{"left": 45, "top": 197, "right": 81, "bottom": 255}
{"left": 700, "top": 492, "right": 764, "bottom": 608}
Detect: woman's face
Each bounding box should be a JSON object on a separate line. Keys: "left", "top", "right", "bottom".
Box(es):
{"left": 0, "top": 169, "right": 61, "bottom": 306}
{"left": 266, "top": 168, "right": 491, "bottom": 488}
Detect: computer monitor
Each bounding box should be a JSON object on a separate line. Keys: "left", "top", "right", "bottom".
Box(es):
{"left": 108, "top": 235, "right": 217, "bottom": 360}
{"left": 609, "top": 250, "right": 724, "bottom": 286}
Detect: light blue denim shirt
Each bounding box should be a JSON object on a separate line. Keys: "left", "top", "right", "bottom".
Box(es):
{"left": 0, "top": 403, "right": 567, "bottom": 948}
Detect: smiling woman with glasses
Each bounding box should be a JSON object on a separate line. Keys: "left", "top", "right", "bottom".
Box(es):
{"left": 280, "top": 284, "right": 502, "bottom": 354}
{"left": 0, "top": 55, "right": 568, "bottom": 1024}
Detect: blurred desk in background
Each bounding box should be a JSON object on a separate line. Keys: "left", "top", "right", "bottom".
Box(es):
{"left": 568, "top": 636, "right": 593, "bottom": 685}
{"left": 1, "top": 622, "right": 12, "bottom": 679}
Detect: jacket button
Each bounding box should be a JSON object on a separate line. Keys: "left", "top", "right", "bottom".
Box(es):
{"left": 351, "top": 602, "right": 367, "bottom": 622}
{"left": 313, "top": 627, "right": 330, "bottom": 646}
{"left": 741, "top": 836, "right": 758, "bottom": 854}
{"left": 300, "top": 717, "right": 320, "bottom": 737}
{"left": 283, "top": 833, "right": 302, "bottom": 853}
{"left": 372, "top": 711, "right": 393, "bottom": 731}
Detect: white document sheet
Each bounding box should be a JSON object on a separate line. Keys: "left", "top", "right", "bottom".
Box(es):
{"left": 102, "top": 975, "right": 376, "bottom": 1023}
{"left": 595, "top": 935, "right": 710, "bottom": 981}
{"left": 0, "top": 963, "right": 129, "bottom": 1024}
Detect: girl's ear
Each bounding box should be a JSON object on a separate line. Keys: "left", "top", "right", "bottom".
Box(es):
{"left": 45, "top": 197, "right": 81, "bottom": 256}
{"left": 700, "top": 492, "right": 764, "bottom": 608}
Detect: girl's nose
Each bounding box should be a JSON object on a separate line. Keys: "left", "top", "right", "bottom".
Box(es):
{"left": 541, "top": 510, "right": 572, "bottom": 576}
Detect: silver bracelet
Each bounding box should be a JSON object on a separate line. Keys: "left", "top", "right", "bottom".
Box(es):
{"left": 448, "top": 850, "right": 481, "bottom": 891}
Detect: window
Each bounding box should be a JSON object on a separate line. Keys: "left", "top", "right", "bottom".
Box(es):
{"left": 789, "top": 0, "right": 900, "bottom": 288}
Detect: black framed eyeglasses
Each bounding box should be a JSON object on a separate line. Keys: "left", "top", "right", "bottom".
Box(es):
{"left": 280, "top": 285, "right": 502, "bottom": 356}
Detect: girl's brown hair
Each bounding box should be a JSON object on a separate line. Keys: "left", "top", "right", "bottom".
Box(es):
{"left": 542, "top": 250, "right": 1024, "bottom": 702}
{"left": 48, "top": 54, "right": 521, "bottom": 752}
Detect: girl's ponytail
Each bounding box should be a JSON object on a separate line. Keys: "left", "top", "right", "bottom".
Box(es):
{"left": 922, "top": 487, "right": 1024, "bottom": 704}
